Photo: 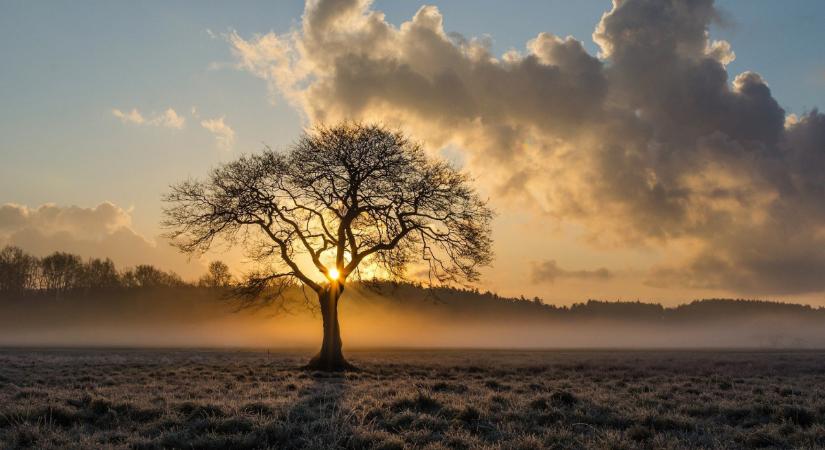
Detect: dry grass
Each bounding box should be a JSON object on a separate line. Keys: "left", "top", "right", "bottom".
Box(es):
{"left": 1, "top": 350, "right": 825, "bottom": 449}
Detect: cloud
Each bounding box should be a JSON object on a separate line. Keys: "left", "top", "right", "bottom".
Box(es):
{"left": 112, "top": 108, "right": 145, "bottom": 125}
{"left": 0, "top": 202, "right": 131, "bottom": 239}
{"left": 0, "top": 203, "right": 203, "bottom": 278}
{"left": 229, "top": 0, "right": 825, "bottom": 295}
{"left": 531, "top": 260, "right": 610, "bottom": 284}
{"left": 112, "top": 107, "right": 185, "bottom": 129}
{"left": 149, "top": 108, "right": 185, "bottom": 129}
{"left": 112, "top": 105, "right": 234, "bottom": 150}
{"left": 200, "top": 117, "right": 236, "bottom": 150}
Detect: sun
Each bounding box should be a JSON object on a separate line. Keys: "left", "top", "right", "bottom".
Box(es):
{"left": 327, "top": 267, "right": 340, "bottom": 280}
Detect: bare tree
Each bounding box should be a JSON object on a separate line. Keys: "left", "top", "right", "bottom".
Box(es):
{"left": 163, "top": 123, "right": 494, "bottom": 370}
{"left": 80, "top": 258, "right": 121, "bottom": 290}
{"left": 40, "top": 252, "right": 83, "bottom": 295}
{"left": 121, "top": 265, "right": 184, "bottom": 288}
{"left": 198, "top": 261, "right": 234, "bottom": 288}
{"left": 0, "top": 246, "right": 38, "bottom": 295}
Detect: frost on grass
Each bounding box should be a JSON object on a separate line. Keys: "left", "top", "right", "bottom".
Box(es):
{"left": 1, "top": 350, "right": 825, "bottom": 449}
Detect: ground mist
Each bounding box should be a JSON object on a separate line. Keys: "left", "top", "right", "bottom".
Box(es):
{"left": 1, "top": 285, "right": 825, "bottom": 349}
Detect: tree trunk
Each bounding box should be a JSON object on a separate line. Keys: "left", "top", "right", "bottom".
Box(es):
{"left": 305, "top": 285, "right": 355, "bottom": 371}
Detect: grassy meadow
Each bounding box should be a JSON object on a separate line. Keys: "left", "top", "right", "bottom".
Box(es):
{"left": 2, "top": 350, "right": 825, "bottom": 449}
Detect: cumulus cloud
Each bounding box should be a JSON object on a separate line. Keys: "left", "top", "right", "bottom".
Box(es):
{"left": 229, "top": 0, "right": 825, "bottom": 295}
{"left": 112, "top": 107, "right": 185, "bottom": 129}
{"left": 531, "top": 260, "right": 610, "bottom": 284}
{"left": 200, "top": 117, "right": 236, "bottom": 150}
{"left": 0, "top": 203, "right": 203, "bottom": 278}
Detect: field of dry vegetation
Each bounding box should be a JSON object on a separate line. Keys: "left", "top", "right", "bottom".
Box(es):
{"left": 2, "top": 350, "right": 825, "bottom": 449}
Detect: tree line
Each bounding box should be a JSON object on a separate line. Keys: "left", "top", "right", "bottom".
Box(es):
{"left": 0, "top": 245, "right": 233, "bottom": 296}
{"left": 362, "top": 281, "right": 825, "bottom": 321}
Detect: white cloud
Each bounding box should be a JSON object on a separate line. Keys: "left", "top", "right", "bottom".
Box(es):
{"left": 112, "top": 108, "right": 145, "bottom": 125}
{"left": 200, "top": 117, "right": 236, "bottom": 151}
{"left": 0, "top": 202, "right": 204, "bottom": 278}
{"left": 112, "top": 107, "right": 185, "bottom": 129}
{"left": 148, "top": 108, "right": 185, "bottom": 129}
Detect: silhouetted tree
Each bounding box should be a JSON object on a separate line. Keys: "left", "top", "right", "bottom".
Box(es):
{"left": 80, "top": 258, "right": 121, "bottom": 289}
{"left": 198, "top": 261, "right": 234, "bottom": 288}
{"left": 121, "top": 265, "right": 184, "bottom": 288}
{"left": 0, "top": 246, "right": 38, "bottom": 294}
{"left": 163, "top": 122, "right": 494, "bottom": 370}
{"left": 40, "top": 252, "right": 83, "bottom": 295}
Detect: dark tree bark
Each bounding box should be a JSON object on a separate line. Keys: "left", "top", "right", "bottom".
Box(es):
{"left": 305, "top": 285, "right": 355, "bottom": 371}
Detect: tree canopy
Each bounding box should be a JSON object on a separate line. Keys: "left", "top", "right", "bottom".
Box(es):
{"left": 163, "top": 123, "right": 494, "bottom": 300}
{"left": 163, "top": 122, "right": 494, "bottom": 370}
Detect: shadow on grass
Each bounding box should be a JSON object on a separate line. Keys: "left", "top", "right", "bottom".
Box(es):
{"left": 126, "top": 371, "right": 354, "bottom": 450}
{"left": 271, "top": 371, "right": 352, "bottom": 449}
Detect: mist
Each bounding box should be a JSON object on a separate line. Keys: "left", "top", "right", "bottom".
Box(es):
{"left": 2, "top": 285, "right": 824, "bottom": 349}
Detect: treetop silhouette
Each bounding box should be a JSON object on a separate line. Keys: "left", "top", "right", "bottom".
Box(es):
{"left": 163, "top": 122, "right": 494, "bottom": 370}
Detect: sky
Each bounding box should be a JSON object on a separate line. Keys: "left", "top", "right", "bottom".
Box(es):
{"left": 2, "top": 0, "right": 825, "bottom": 305}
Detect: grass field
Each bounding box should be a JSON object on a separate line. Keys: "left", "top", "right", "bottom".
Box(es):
{"left": 1, "top": 350, "right": 825, "bottom": 449}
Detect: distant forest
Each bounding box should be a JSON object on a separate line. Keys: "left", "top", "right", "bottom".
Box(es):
{"left": 0, "top": 245, "right": 232, "bottom": 295}
{"left": 2, "top": 245, "right": 824, "bottom": 323}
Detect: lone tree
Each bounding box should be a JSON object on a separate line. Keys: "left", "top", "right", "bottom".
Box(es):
{"left": 163, "top": 123, "right": 493, "bottom": 371}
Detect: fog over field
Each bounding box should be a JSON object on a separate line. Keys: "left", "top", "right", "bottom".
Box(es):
{"left": 2, "top": 285, "right": 825, "bottom": 350}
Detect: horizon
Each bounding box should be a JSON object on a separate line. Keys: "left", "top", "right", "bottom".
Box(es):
{"left": 4, "top": 243, "right": 825, "bottom": 309}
